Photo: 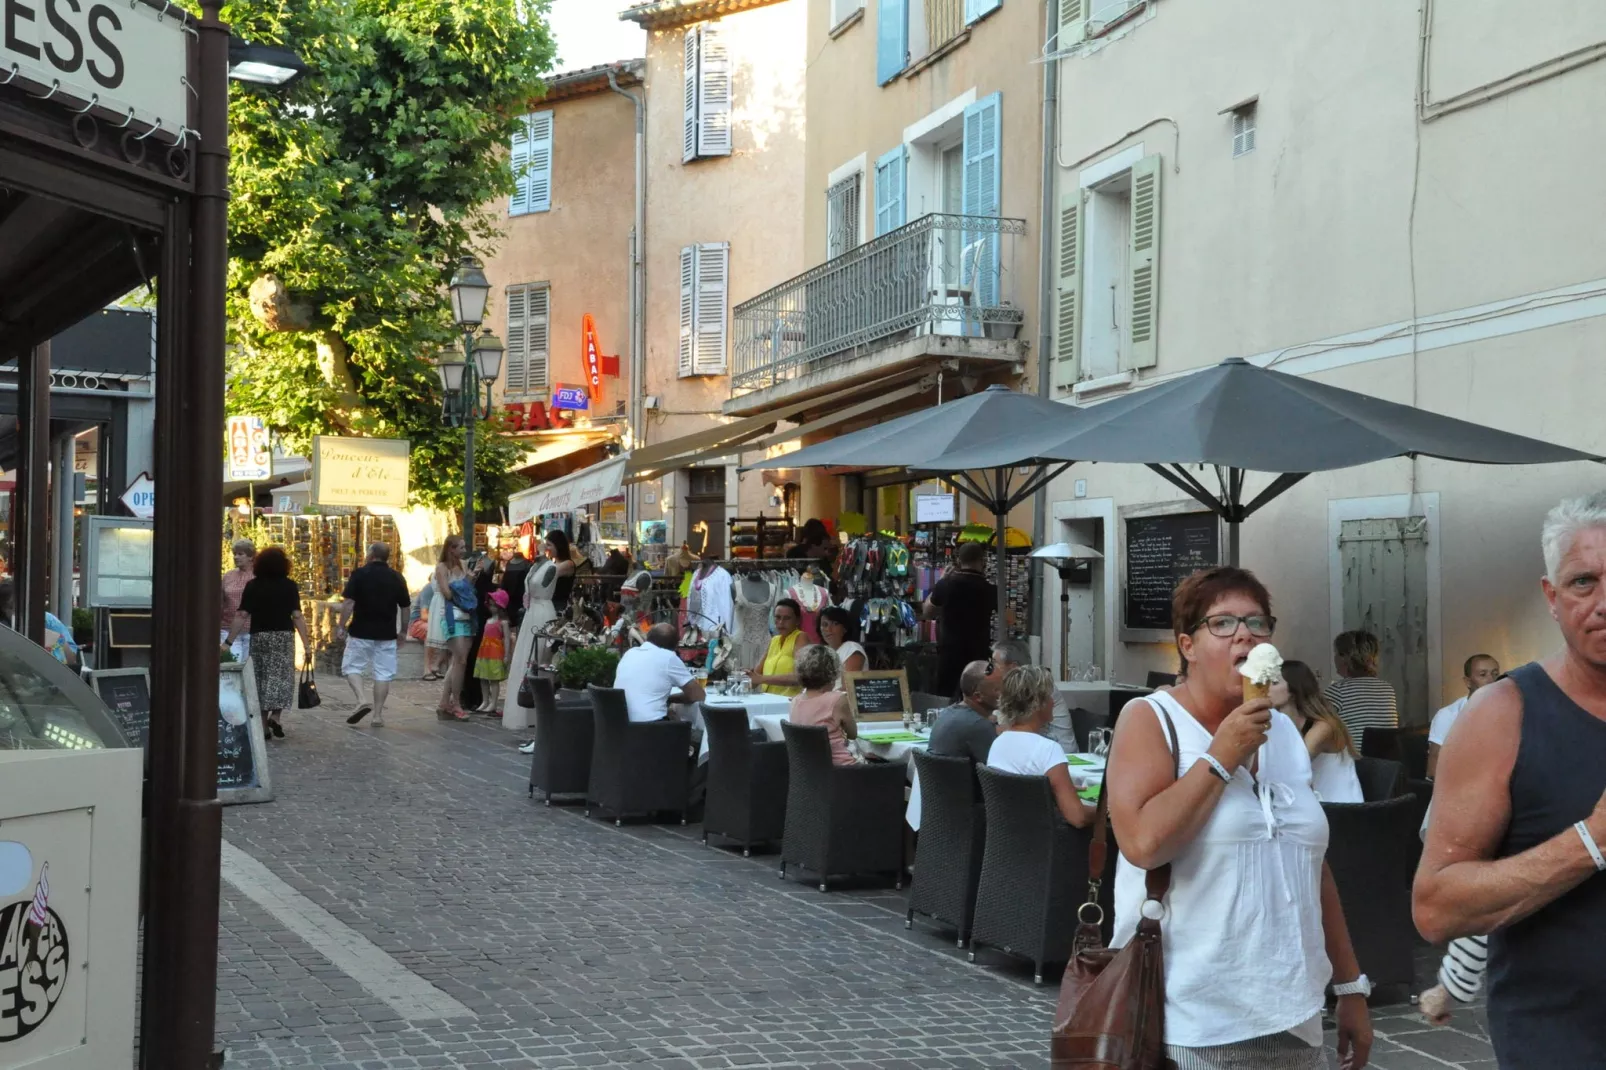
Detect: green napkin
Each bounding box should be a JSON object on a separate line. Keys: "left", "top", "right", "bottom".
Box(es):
{"left": 1078, "top": 785, "right": 1103, "bottom": 802}
{"left": 1066, "top": 754, "right": 1100, "bottom": 765}
{"left": 860, "top": 731, "right": 926, "bottom": 743}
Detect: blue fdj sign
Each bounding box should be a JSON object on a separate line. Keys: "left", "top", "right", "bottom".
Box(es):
{"left": 553, "top": 387, "right": 590, "bottom": 412}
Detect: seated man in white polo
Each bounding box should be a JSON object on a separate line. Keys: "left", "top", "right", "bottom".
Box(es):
{"left": 616, "top": 623, "right": 705, "bottom": 722}
{"left": 337, "top": 543, "right": 412, "bottom": 727}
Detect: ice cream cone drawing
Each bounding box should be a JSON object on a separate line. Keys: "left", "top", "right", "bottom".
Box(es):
{"left": 1239, "top": 644, "right": 1283, "bottom": 703}
{"left": 24, "top": 863, "right": 48, "bottom": 936}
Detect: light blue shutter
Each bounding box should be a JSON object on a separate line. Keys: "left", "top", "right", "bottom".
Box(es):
{"left": 962, "top": 92, "right": 1002, "bottom": 311}
{"left": 526, "top": 110, "right": 553, "bottom": 213}
{"left": 965, "top": 0, "right": 1002, "bottom": 24}
{"left": 508, "top": 122, "right": 532, "bottom": 216}
{"left": 874, "top": 147, "right": 906, "bottom": 236}
{"left": 876, "top": 0, "right": 907, "bottom": 85}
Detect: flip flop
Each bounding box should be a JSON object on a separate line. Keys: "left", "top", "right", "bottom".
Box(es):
{"left": 421, "top": 671, "right": 443, "bottom": 682}
{"left": 346, "top": 704, "right": 373, "bottom": 725}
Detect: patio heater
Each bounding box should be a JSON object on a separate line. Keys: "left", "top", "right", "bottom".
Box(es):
{"left": 1030, "top": 541, "right": 1104, "bottom": 681}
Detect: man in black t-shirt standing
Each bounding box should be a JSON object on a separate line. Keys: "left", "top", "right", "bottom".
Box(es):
{"left": 337, "top": 543, "right": 411, "bottom": 726}
{"left": 924, "top": 541, "right": 999, "bottom": 699}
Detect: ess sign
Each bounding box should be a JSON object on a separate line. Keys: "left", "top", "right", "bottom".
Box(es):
{"left": 1, "top": 0, "right": 187, "bottom": 139}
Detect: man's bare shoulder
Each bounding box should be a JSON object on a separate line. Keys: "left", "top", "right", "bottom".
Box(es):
{"left": 1437, "top": 677, "right": 1524, "bottom": 780}
{"left": 1453, "top": 677, "right": 1523, "bottom": 736}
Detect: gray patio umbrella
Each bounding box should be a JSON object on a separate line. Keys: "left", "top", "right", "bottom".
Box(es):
{"left": 972, "top": 357, "right": 1605, "bottom": 564}
{"left": 743, "top": 385, "right": 1104, "bottom": 642}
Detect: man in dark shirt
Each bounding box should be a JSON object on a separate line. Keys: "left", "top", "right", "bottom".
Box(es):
{"left": 337, "top": 543, "right": 411, "bottom": 726}
{"left": 928, "top": 660, "right": 1000, "bottom": 765}
{"left": 924, "top": 541, "right": 998, "bottom": 698}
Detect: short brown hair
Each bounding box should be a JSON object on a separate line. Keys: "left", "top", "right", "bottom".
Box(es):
{"left": 956, "top": 541, "right": 988, "bottom": 567}
{"left": 1171, "top": 567, "right": 1272, "bottom": 674}
{"left": 795, "top": 644, "right": 840, "bottom": 691}
{"left": 1333, "top": 630, "right": 1380, "bottom": 677}
{"left": 998, "top": 666, "right": 1056, "bottom": 727}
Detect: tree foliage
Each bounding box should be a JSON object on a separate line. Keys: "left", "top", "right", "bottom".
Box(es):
{"left": 221, "top": 0, "right": 556, "bottom": 515}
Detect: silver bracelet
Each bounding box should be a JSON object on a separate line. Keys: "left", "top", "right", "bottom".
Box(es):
{"left": 1197, "top": 754, "right": 1232, "bottom": 783}
{"left": 1575, "top": 821, "right": 1606, "bottom": 872}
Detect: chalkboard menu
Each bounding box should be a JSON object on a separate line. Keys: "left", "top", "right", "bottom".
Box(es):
{"left": 1124, "top": 511, "right": 1221, "bottom": 631}
{"left": 217, "top": 666, "right": 273, "bottom": 804}
{"left": 845, "top": 670, "right": 911, "bottom": 721}
{"left": 216, "top": 709, "right": 257, "bottom": 792}
{"left": 90, "top": 669, "right": 151, "bottom": 748}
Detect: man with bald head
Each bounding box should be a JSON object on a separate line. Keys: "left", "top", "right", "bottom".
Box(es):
{"left": 928, "top": 659, "right": 1000, "bottom": 765}
{"left": 615, "top": 622, "right": 706, "bottom": 722}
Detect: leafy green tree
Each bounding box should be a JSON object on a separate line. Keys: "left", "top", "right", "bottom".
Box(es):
{"left": 221, "top": 0, "right": 556, "bottom": 516}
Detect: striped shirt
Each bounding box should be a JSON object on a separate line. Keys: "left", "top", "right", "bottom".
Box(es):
{"left": 1439, "top": 935, "right": 1490, "bottom": 1002}
{"left": 1324, "top": 676, "right": 1399, "bottom": 739}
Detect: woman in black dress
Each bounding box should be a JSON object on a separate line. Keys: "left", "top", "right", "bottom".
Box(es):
{"left": 224, "top": 546, "right": 312, "bottom": 738}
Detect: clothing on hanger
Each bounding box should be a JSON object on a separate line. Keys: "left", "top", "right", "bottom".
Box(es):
{"left": 689, "top": 562, "right": 735, "bottom": 635}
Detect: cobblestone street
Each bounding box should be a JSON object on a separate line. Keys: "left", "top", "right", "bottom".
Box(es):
{"left": 211, "top": 661, "right": 1500, "bottom": 1069}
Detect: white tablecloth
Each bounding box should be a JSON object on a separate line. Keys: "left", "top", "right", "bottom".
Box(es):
{"left": 907, "top": 749, "right": 1105, "bottom": 831}
{"left": 693, "top": 693, "right": 793, "bottom": 757}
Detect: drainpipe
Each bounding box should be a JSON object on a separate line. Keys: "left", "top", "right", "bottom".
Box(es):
{"left": 1029, "top": 0, "right": 1061, "bottom": 642}
{"left": 608, "top": 66, "right": 647, "bottom": 542}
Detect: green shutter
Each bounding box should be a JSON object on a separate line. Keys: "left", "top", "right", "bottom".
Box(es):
{"left": 1054, "top": 188, "right": 1083, "bottom": 386}
{"left": 1127, "top": 154, "right": 1161, "bottom": 370}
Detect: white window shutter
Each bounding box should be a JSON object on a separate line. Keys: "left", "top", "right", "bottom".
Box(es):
{"left": 527, "top": 285, "right": 551, "bottom": 392}
{"left": 526, "top": 111, "right": 553, "bottom": 213}
{"left": 504, "top": 285, "right": 528, "bottom": 394}
{"left": 1127, "top": 153, "right": 1162, "bottom": 370}
{"left": 962, "top": 93, "right": 1002, "bottom": 308}
{"left": 682, "top": 27, "right": 700, "bottom": 164}
{"left": 697, "top": 22, "right": 732, "bottom": 158}
{"left": 1057, "top": 0, "right": 1085, "bottom": 48}
{"left": 678, "top": 246, "right": 696, "bottom": 376}
{"left": 693, "top": 242, "right": 729, "bottom": 375}
{"left": 508, "top": 122, "right": 532, "bottom": 216}
{"left": 1054, "top": 189, "right": 1083, "bottom": 385}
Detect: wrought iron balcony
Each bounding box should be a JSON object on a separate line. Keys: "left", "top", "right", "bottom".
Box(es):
{"left": 732, "top": 212, "right": 1027, "bottom": 395}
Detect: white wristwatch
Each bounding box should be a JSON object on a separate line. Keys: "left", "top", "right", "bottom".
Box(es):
{"left": 1332, "top": 974, "right": 1372, "bottom": 997}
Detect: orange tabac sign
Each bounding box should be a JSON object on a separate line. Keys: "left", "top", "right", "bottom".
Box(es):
{"left": 582, "top": 314, "right": 604, "bottom": 404}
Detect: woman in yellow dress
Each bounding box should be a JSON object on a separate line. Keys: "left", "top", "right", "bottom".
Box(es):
{"left": 749, "top": 598, "right": 809, "bottom": 696}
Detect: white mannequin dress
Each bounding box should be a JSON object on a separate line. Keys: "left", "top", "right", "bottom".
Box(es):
{"left": 503, "top": 561, "right": 561, "bottom": 731}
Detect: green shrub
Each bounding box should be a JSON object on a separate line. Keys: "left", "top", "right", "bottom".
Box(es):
{"left": 556, "top": 646, "right": 618, "bottom": 691}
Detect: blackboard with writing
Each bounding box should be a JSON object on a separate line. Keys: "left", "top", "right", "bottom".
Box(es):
{"left": 1124, "top": 512, "right": 1221, "bottom": 631}
{"left": 846, "top": 671, "right": 911, "bottom": 720}
{"left": 91, "top": 670, "right": 151, "bottom": 748}
{"left": 216, "top": 711, "right": 257, "bottom": 792}
{"left": 217, "top": 666, "right": 274, "bottom": 804}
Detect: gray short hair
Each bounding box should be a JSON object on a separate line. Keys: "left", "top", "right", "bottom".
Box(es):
{"left": 367, "top": 542, "right": 391, "bottom": 563}
{"left": 795, "top": 644, "right": 840, "bottom": 691}
{"left": 231, "top": 538, "right": 257, "bottom": 556}
{"left": 1542, "top": 492, "right": 1606, "bottom": 582}
{"left": 991, "top": 639, "right": 1030, "bottom": 668}
{"left": 997, "top": 666, "right": 1055, "bottom": 727}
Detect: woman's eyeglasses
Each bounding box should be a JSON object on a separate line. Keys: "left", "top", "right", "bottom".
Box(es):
{"left": 1190, "top": 614, "right": 1276, "bottom": 638}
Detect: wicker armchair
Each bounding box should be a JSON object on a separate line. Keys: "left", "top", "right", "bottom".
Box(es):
{"left": 906, "top": 752, "right": 986, "bottom": 946}
{"left": 702, "top": 704, "right": 789, "bottom": 856}
{"left": 1322, "top": 794, "right": 1420, "bottom": 988}
{"left": 1355, "top": 756, "right": 1407, "bottom": 801}
{"left": 778, "top": 722, "right": 906, "bottom": 892}
{"left": 527, "top": 676, "right": 595, "bottom": 804}
{"left": 970, "top": 766, "right": 1095, "bottom": 984}
{"left": 585, "top": 685, "right": 692, "bottom": 826}
{"left": 1069, "top": 707, "right": 1107, "bottom": 753}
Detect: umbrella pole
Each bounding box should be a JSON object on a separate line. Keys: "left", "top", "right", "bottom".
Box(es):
{"left": 1228, "top": 520, "right": 1241, "bottom": 568}
{"left": 995, "top": 466, "right": 1009, "bottom": 646}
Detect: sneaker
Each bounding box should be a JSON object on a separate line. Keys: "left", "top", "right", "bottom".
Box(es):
{"left": 517, "top": 740, "right": 536, "bottom": 755}
{"left": 370, "top": 715, "right": 385, "bottom": 728}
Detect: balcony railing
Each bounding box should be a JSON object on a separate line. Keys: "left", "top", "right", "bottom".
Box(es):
{"left": 732, "top": 212, "right": 1027, "bottom": 394}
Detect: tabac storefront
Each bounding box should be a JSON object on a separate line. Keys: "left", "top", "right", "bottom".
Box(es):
{"left": 3, "top": 1, "right": 241, "bottom": 1066}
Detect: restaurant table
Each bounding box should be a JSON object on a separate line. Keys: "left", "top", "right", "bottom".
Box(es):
{"left": 1054, "top": 680, "right": 1153, "bottom": 729}
{"left": 693, "top": 692, "right": 793, "bottom": 758}
{"left": 906, "top": 748, "right": 1104, "bottom": 831}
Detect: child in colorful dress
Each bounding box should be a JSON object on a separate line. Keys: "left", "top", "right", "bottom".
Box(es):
{"left": 473, "top": 590, "right": 510, "bottom": 713}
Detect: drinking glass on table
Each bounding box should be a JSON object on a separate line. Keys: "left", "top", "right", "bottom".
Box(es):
{"left": 1090, "top": 728, "right": 1112, "bottom": 759}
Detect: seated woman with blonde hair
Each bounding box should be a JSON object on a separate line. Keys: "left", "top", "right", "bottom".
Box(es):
{"left": 986, "top": 665, "right": 1094, "bottom": 828}
{"left": 787, "top": 644, "right": 861, "bottom": 765}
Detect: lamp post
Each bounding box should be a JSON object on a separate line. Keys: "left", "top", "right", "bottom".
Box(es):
{"left": 440, "top": 256, "right": 501, "bottom": 542}
{"left": 1030, "top": 541, "right": 1105, "bottom": 681}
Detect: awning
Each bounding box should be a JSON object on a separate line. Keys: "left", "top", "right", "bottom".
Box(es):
{"left": 508, "top": 455, "right": 629, "bottom": 525}
{"left": 513, "top": 430, "right": 615, "bottom": 472}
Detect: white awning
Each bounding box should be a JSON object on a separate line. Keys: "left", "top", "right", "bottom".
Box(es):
{"left": 508, "top": 455, "right": 628, "bottom": 525}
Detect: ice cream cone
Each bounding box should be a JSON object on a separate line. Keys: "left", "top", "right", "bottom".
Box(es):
{"left": 1243, "top": 679, "right": 1273, "bottom": 703}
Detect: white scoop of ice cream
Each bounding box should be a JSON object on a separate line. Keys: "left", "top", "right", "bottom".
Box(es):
{"left": 1238, "top": 643, "right": 1283, "bottom": 686}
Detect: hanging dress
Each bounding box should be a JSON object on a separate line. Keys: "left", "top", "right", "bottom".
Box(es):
{"left": 504, "top": 562, "right": 561, "bottom": 729}
{"left": 734, "top": 573, "right": 775, "bottom": 669}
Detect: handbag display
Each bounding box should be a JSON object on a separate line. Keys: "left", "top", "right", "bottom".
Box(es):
{"left": 297, "top": 664, "right": 322, "bottom": 710}
{"left": 1051, "top": 707, "right": 1179, "bottom": 1070}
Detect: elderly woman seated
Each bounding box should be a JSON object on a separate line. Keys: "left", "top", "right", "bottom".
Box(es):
{"left": 986, "top": 666, "right": 1094, "bottom": 828}
{"left": 787, "top": 644, "right": 861, "bottom": 765}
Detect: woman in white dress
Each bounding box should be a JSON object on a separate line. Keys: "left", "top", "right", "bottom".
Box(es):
{"left": 1271, "top": 660, "right": 1364, "bottom": 803}
{"left": 503, "top": 559, "right": 561, "bottom": 728}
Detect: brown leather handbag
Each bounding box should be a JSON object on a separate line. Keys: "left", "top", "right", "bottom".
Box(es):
{"left": 1051, "top": 708, "right": 1179, "bottom": 1070}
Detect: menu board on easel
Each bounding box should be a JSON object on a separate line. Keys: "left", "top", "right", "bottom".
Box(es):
{"left": 89, "top": 668, "right": 151, "bottom": 748}
{"left": 845, "top": 670, "right": 911, "bottom": 722}
{"left": 1121, "top": 508, "right": 1221, "bottom": 641}
{"left": 217, "top": 664, "right": 274, "bottom": 805}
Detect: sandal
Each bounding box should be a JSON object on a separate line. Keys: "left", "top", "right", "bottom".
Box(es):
{"left": 422, "top": 671, "right": 443, "bottom": 682}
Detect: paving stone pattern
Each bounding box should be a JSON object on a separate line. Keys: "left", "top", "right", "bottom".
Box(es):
{"left": 206, "top": 655, "right": 1497, "bottom": 1069}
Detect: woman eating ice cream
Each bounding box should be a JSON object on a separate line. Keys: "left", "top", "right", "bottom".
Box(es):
{"left": 1104, "top": 566, "right": 1373, "bottom": 1070}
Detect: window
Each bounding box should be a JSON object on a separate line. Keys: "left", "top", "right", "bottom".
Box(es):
{"left": 961, "top": 93, "right": 1002, "bottom": 305}
{"left": 1088, "top": 0, "right": 1144, "bottom": 32}
{"left": 877, "top": 0, "right": 908, "bottom": 84}
{"left": 504, "top": 284, "right": 550, "bottom": 397}
{"left": 874, "top": 147, "right": 907, "bottom": 236}
{"left": 682, "top": 23, "right": 731, "bottom": 162}
{"left": 1056, "top": 0, "right": 1147, "bottom": 47}
{"left": 1054, "top": 154, "right": 1162, "bottom": 387}
{"left": 963, "top": 0, "right": 1001, "bottom": 24}
{"left": 1232, "top": 102, "right": 1257, "bottom": 157}
{"left": 679, "top": 243, "right": 729, "bottom": 377}
{"left": 826, "top": 172, "right": 863, "bottom": 258}
{"left": 509, "top": 111, "right": 552, "bottom": 216}
{"left": 831, "top": 0, "right": 865, "bottom": 29}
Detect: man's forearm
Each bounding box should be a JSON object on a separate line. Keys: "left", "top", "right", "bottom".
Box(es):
{"left": 1416, "top": 822, "right": 1602, "bottom": 941}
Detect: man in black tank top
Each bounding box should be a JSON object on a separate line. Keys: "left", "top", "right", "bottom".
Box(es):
{"left": 1415, "top": 494, "right": 1606, "bottom": 1067}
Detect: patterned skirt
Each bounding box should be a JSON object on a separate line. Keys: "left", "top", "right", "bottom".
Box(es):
{"left": 251, "top": 629, "right": 296, "bottom": 712}
{"left": 1167, "top": 1032, "right": 1327, "bottom": 1070}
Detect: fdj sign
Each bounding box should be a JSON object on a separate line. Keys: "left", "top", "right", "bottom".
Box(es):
{"left": 1, "top": 0, "right": 188, "bottom": 140}
{"left": 0, "top": 896, "right": 70, "bottom": 1041}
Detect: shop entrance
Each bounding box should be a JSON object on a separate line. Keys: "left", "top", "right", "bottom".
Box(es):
{"left": 684, "top": 466, "right": 727, "bottom": 557}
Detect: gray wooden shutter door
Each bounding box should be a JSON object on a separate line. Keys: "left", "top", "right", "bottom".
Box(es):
{"left": 504, "top": 285, "right": 529, "bottom": 395}
{"left": 679, "top": 247, "right": 696, "bottom": 376}
{"left": 1126, "top": 153, "right": 1161, "bottom": 369}
{"left": 1340, "top": 516, "right": 1430, "bottom": 727}
{"left": 526, "top": 286, "right": 550, "bottom": 393}
{"left": 693, "top": 242, "right": 729, "bottom": 375}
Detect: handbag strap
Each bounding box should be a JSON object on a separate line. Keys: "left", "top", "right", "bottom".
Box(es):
{"left": 1086, "top": 698, "right": 1181, "bottom": 908}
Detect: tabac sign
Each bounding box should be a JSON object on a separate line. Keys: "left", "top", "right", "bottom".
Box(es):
{"left": 1, "top": 0, "right": 189, "bottom": 142}
{"left": 311, "top": 436, "right": 410, "bottom": 508}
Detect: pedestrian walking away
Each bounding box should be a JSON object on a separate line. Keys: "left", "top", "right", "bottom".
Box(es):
{"left": 224, "top": 545, "right": 313, "bottom": 739}
{"left": 1415, "top": 492, "right": 1606, "bottom": 1068}
{"left": 337, "top": 542, "right": 411, "bottom": 727}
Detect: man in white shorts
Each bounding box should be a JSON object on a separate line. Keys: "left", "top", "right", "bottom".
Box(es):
{"left": 337, "top": 543, "right": 411, "bottom": 727}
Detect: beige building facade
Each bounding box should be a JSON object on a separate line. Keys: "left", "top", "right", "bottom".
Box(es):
{"left": 1043, "top": 0, "right": 1606, "bottom": 723}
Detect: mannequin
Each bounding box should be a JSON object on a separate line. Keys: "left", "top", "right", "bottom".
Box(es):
{"left": 786, "top": 569, "right": 829, "bottom": 645}
{"left": 503, "top": 560, "right": 560, "bottom": 731}
{"left": 734, "top": 572, "right": 775, "bottom": 669}
{"left": 689, "top": 558, "right": 735, "bottom": 636}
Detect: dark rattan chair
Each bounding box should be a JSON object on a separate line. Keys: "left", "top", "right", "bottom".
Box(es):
{"left": 1355, "top": 756, "right": 1407, "bottom": 801}
{"left": 906, "top": 752, "right": 986, "bottom": 946}
{"left": 1360, "top": 726, "right": 1404, "bottom": 762}
{"left": 971, "top": 766, "right": 1097, "bottom": 984}
{"left": 585, "top": 685, "right": 692, "bottom": 826}
{"left": 1145, "top": 671, "right": 1177, "bottom": 688}
{"left": 1398, "top": 731, "right": 1429, "bottom": 779}
{"left": 778, "top": 722, "right": 906, "bottom": 891}
{"left": 527, "top": 676, "right": 594, "bottom": 804}
{"left": 702, "top": 704, "right": 788, "bottom": 856}
{"left": 1069, "top": 707, "right": 1107, "bottom": 753}
{"left": 1323, "top": 794, "right": 1420, "bottom": 988}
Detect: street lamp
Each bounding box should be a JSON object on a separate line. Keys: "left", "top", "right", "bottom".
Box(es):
{"left": 1030, "top": 541, "right": 1105, "bottom": 681}
{"left": 227, "top": 35, "right": 310, "bottom": 86}
{"left": 440, "top": 257, "right": 503, "bottom": 541}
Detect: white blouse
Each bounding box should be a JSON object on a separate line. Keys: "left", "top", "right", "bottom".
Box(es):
{"left": 1111, "top": 690, "right": 1332, "bottom": 1048}
{"left": 832, "top": 641, "right": 867, "bottom": 673}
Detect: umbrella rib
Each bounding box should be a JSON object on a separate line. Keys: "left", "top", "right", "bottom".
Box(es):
{"left": 948, "top": 470, "right": 998, "bottom": 509}
{"left": 1149, "top": 463, "right": 1228, "bottom": 516}
{"left": 1241, "top": 472, "right": 1310, "bottom": 519}
{"left": 1007, "top": 462, "right": 1075, "bottom": 511}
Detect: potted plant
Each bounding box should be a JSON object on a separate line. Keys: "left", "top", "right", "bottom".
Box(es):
{"left": 984, "top": 302, "right": 1023, "bottom": 340}
{"left": 555, "top": 646, "right": 619, "bottom": 693}
{"left": 71, "top": 608, "right": 95, "bottom": 650}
